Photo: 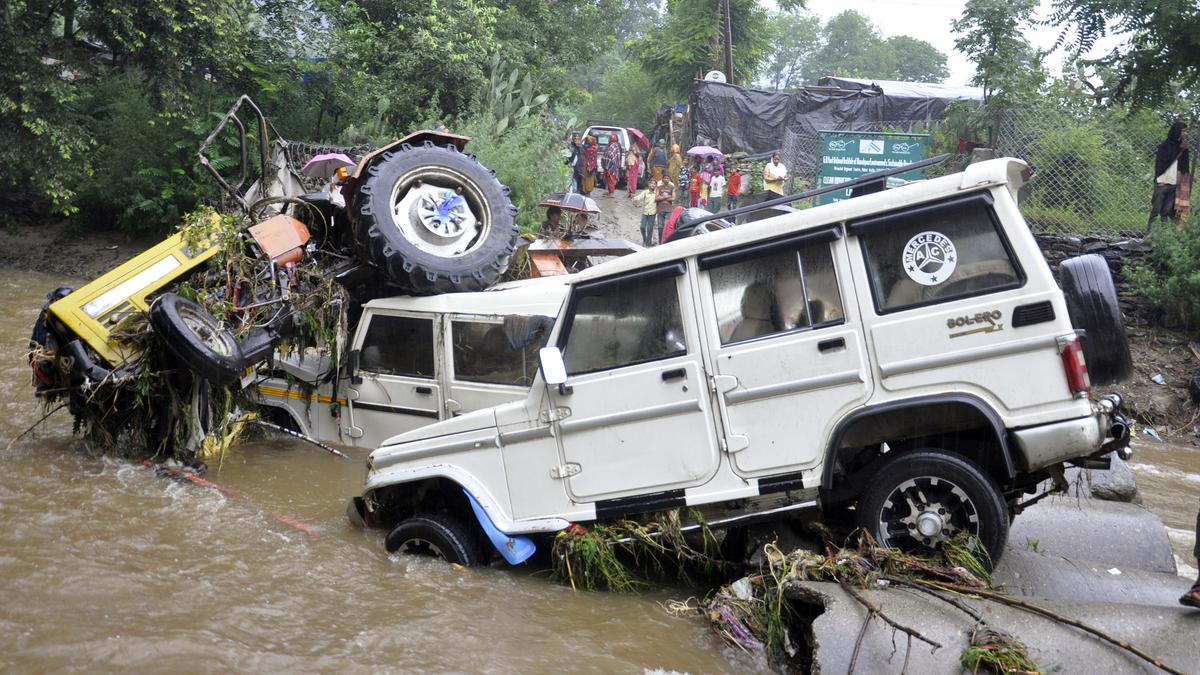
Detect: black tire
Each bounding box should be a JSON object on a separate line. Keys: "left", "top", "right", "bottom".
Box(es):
{"left": 353, "top": 143, "right": 518, "bottom": 294}
{"left": 1060, "top": 254, "right": 1132, "bottom": 385}
{"left": 149, "top": 293, "right": 245, "bottom": 387}
{"left": 384, "top": 513, "right": 487, "bottom": 566}
{"left": 856, "top": 450, "right": 1009, "bottom": 567}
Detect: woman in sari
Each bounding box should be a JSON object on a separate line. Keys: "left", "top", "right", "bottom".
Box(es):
{"left": 580, "top": 136, "right": 598, "bottom": 195}
{"left": 625, "top": 145, "right": 641, "bottom": 197}
{"left": 603, "top": 134, "right": 623, "bottom": 196}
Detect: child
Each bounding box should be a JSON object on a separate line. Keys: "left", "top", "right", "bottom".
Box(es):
{"left": 709, "top": 168, "right": 726, "bottom": 213}
{"left": 633, "top": 187, "right": 658, "bottom": 247}
{"left": 690, "top": 171, "right": 702, "bottom": 208}
{"left": 726, "top": 164, "right": 742, "bottom": 211}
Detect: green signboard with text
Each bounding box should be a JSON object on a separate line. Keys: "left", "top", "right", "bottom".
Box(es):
{"left": 817, "top": 131, "right": 930, "bottom": 205}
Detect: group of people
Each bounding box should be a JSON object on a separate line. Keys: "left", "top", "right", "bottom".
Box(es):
{"left": 565, "top": 133, "right": 643, "bottom": 198}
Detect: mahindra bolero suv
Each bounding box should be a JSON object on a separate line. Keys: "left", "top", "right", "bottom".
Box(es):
{"left": 349, "top": 158, "right": 1132, "bottom": 567}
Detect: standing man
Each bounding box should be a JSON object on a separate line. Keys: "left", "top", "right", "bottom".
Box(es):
{"left": 1181, "top": 505, "right": 1200, "bottom": 608}
{"left": 647, "top": 139, "right": 669, "bottom": 173}
{"left": 1149, "top": 122, "right": 1190, "bottom": 229}
{"left": 633, "top": 185, "right": 657, "bottom": 247}
{"left": 763, "top": 152, "right": 788, "bottom": 195}
{"left": 709, "top": 167, "right": 726, "bottom": 213}
{"left": 726, "top": 163, "right": 742, "bottom": 211}
{"left": 565, "top": 133, "right": 582, "bottom": 192}
{"left": 650, "top": 166, "right": 676, "bottom": 244}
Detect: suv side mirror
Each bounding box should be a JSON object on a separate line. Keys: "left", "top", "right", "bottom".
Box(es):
{"left": 539, "top": 347, "right": 567, "bottom": 385}
{"left": 347, "top": 349, "right": 362, "bottom": 384}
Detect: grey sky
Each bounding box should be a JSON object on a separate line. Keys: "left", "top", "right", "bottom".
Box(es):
{"left": 801, "top": 0, "right": 1122, "bottom": 86}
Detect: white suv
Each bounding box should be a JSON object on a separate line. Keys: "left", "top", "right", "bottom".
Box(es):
{"left": 350, "top": 158, "right": 1132, "bottom": 566}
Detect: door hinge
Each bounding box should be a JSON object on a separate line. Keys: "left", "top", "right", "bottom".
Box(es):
{"left": 710, "top": 374, "right": 738, "bottom": 394}
{"left": 724, "top": 434, "right": 750, "bottom": 453}
{"left": 550, "top": 462, "right": 581, "bottom": 479}
{"left": 540, "top": 406, "right": 572, "bottom": 424}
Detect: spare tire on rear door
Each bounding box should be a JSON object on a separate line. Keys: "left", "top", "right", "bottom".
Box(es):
{"left": 1059, "top": 254, "right": 1132, "bottom": 385}
{"left": 150, "top": 293, "right": 245, "bottom": 387}
{"left": 352, "top": 143, "right": 518, "bottom": 294}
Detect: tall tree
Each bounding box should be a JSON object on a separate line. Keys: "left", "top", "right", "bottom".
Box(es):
{"left": 633, "top": 0, "right": 773, "bottom": 98}
{"left": 1046, "top": 0, "right": 1200, "bottom": 106}
{"left": 887, "top": 36, "right": 950, "bottom": 83}
{"left": 806, "top": 10, "right": 892, "bottom": 82}
{"left": 952, "top": 0, "right": 1045, "bottom": 106}
{"left": 761, "top": 11, "right": 822, "bottom": 91}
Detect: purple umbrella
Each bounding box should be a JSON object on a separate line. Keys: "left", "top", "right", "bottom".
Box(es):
{"left": 301, "top": 152, "right": 355, "bottom": 179}
{"left": 686, "top": 145, "right": 723, "bottom": 158}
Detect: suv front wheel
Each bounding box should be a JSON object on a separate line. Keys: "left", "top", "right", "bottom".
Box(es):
{"left": 856, "top": 450, "right": 1008, "bottom": 567}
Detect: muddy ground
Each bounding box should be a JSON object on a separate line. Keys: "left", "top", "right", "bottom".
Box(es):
{"left": 5, "top": 208, "right": 1199, "bottom": 439}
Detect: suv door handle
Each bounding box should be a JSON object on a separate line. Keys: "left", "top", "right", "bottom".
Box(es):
{"left": 414, "top": 385, "right": 433, "bottom": 395}
{"left": 818, "top": 337, "right": 845, "bottom": 353}
{"left": 661, "top": 367, "right": 687, "bottom": 381}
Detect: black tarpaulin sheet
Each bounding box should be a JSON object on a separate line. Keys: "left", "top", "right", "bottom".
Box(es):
{"left": 689, "top": 80, "right": 981, "bottom": 156}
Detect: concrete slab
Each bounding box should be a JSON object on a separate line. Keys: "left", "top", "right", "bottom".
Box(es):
{"left": 796, "top": 581, "right": 1200, "bottom": 674}
{"left": 1009, "top": 497, "right": 1177, "bottom": 574}
{"left": 995, "top": 549, "right": 1190, "bottom": 608}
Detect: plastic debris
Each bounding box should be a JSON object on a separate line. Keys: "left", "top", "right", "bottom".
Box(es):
{"left": 1151, "top": 373, "right": 1167, "bottom": 385}
{"left": 1143, "top": 426, "right": 1164, "bottom": 443}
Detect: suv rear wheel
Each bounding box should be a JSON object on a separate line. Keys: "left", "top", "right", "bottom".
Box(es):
{"left": 856, "top": 450, "right": 1008, "bottom": 567}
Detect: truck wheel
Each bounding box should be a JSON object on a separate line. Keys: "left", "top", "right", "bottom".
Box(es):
{"left": 856, "top": 450, "right": 1008, "bottom": 567}
{"left": 149, "top": 293, "right": 245, "bottom": 387}
{"left": 384, "top": 513, "right": 487, "bottom": 566}
{"left": 1060, "top": 254, "right": 1132, "bottom": 385}
{"left": 353, "top": 143, "right": 518, "bottom": 294}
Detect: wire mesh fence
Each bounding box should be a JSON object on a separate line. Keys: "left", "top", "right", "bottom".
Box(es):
{"left": 759, "top": 109, "right": 1196, "bottom": 239}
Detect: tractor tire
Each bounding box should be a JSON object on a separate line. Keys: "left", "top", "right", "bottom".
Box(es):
{"left": 1060, "top": 254, "right": 1132, "bottom": 385}
{"left": 149, "top": 293, "right": 245, "bottom": 387}
{"left": 352, "top": 143, "right": 518, "bottom": 294}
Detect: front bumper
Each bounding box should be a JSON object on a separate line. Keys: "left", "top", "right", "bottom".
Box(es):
{"left": 1011, "top": 394, "right": 1131, "bottom": 472}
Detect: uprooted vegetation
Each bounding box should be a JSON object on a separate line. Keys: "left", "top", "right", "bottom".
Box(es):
{"left": 28, "top": 207, "right": 346, "bottom": 462}
{"left": 552, "top": 513, "right": 1187, "bottom": 674}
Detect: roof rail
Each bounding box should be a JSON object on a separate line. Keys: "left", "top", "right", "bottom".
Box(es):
{"left": 685, "top": 153, "right": 951, "bottom": 230}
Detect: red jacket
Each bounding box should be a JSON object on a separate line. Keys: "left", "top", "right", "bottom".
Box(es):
{"left": 727, "top": 172, "right": 742, "bottom": 197}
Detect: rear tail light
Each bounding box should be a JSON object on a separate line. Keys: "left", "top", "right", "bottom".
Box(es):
{"left": 1058, "top": 335, "right": 1091, "bottom": 398}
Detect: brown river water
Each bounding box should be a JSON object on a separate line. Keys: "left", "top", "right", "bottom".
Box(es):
{"left": 1, "top": 267, "right": 1197, "bottom": 672}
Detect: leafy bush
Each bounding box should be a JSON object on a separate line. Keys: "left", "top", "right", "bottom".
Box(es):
{"left": 72, "top": 74, "right": 215, "bottom": 234}
{"left": 1127, "top": 220, "right": 1200, "bottom": 327}
{"left": 455, "top": 114, "right": 570, "bottom": 234}
{"left": 1025, "top": 118, "right": 1109, "bottom": 217}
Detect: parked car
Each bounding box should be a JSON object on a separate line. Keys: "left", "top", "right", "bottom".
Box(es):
{"left": 350, "top": 157, "right": 1134, "bottom": 567}
{"left": 253, "top": 278, "right": 566, "bottom": 449}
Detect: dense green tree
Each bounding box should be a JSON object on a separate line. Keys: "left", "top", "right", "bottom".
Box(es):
{"left": 633, "top": 0, "right": 773, "bottom": 97}
{"left": 806, "top": 11, "right": 890, "bottom": 82}
{"left": 1046, "top": 0, "right": 1200, "bottom": 106}
{"left": 952, "top": 0, "right": 1046, "bottom": 106}
{"left": 887, "top": 36, "right": 950, "bottom": 83}
{"left": 760, "top": 11, "right": 821, "bottom": 91}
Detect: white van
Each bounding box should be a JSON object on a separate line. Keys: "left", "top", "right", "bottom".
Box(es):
{"left": 253, "top": 279, "right": 566, "bottom": 449}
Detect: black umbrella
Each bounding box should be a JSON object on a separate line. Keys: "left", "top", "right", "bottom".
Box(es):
{"left": 538, "top": 192, "right": 602, "bottom": 214}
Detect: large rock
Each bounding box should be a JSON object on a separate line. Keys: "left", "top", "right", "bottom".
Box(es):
{"left": 1063, "top": 452, "right": 1139, "bottom": 502}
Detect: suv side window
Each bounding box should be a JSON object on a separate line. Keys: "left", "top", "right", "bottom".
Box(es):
{"left": 451, "top": 318, "right": 550, "bottom": 386}
{"left": 709, "top": 243, "right": 845, "bottom": 344}
{"left": 855, "top": 194, "right": 1022, "bottom": 313}
{"left": 560, "top": 268, "right": 686, "bottom": 375}
{"left": 359, "top": 315, "right": 434, "bottom": 378}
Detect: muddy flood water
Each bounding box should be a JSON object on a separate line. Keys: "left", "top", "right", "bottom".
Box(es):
{"left": 1, "top": 266, "right": 1197, "bottom": 672}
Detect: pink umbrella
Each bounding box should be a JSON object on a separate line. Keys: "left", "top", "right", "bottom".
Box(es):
{"left": 300, "top": 152, "right": 355, "bottom": 179}
{"left": 686, "top": 145, "right": 723, "bottom": 158}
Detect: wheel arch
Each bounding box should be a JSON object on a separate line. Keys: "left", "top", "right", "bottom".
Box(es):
{"left": 821, "top": 393, "right": 1017, "bottom": 493}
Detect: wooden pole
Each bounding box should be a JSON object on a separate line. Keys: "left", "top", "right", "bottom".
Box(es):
{"left": 723, "top": 0, "right": 734, "bottom": 84}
